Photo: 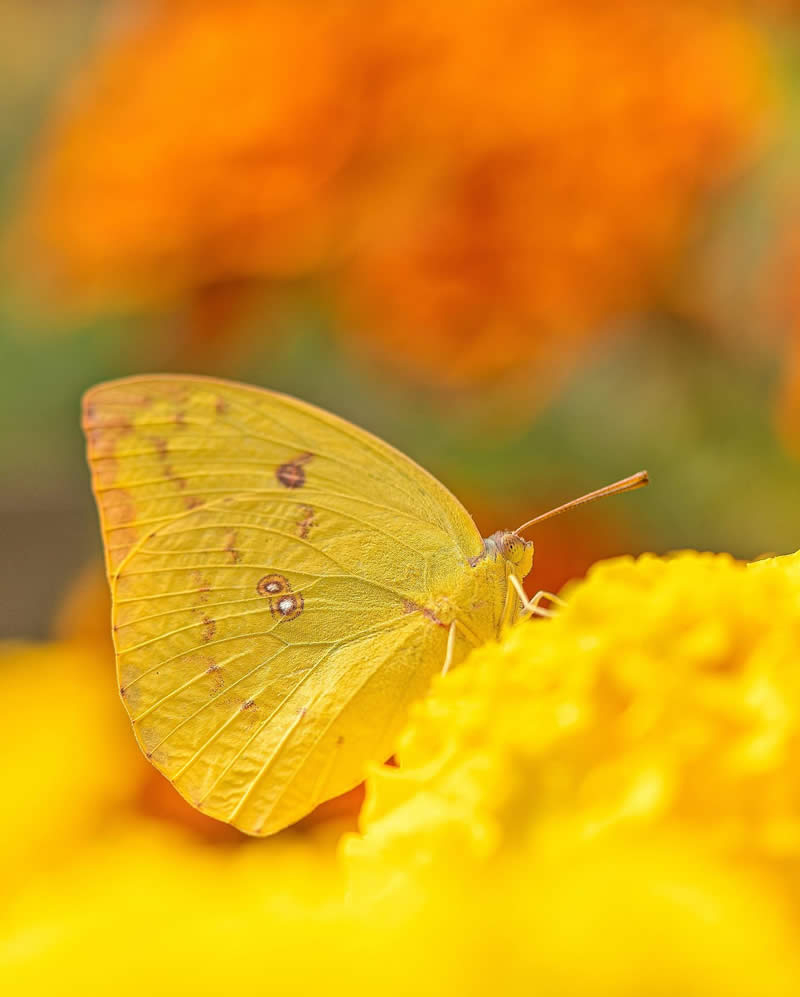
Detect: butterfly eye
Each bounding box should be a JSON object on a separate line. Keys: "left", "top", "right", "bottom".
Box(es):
{"left": 498, "top": 533, "right": 528, "bottom": 565}
{"left": 257, "top": 573, "right": 292, "bottom": 597}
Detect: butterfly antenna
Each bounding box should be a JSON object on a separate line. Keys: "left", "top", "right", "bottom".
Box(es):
{"left": 515, "top": 470, "right": 649, "bottom": 535}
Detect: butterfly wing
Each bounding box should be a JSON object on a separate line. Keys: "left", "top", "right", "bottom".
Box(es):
{"left": 83, "top": 375, "right": 485, "bottom": 834}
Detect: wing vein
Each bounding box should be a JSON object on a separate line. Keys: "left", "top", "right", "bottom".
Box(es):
{"left": 179, "top": 613, "right": 415, "bottom": 797}
{"left": 147, "top": 645, "right": 289, "bottom": 759}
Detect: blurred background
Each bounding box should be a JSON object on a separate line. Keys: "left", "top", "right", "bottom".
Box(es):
{"left": 4, "top": 1, "right": 800, "bottom": 641}
{"left": 4, "top": 2, "right": 800, "bottom": 989}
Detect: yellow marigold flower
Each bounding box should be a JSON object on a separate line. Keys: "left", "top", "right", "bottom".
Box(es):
{"left": 347, "top": 551, "right": 800, "bottom": 878}
{"left": 339, "top": 550, "right": 800, "bottom": 993}
{"left": 0, "top": 641, "right": 145, "bottom": 892}
{"left": 8, "top": 554, "right": 800, "bottom": 994}
{"left": 752, "top": 547, "right": 800, "bottom": 581}
{"left": 6, "top": 821, "right": 800, "bottom": 996}
{"left": 0, "top": 820, "right": 355, "bottom": 996}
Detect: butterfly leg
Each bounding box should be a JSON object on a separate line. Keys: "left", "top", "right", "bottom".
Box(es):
{"left": 523, "top": 591, "right": 564, "bottom": 618}
{"left": 509, "top": 574, "right": 565, "bottom": 620}
{"left": 441, "top": 621, "right": 458, "bottom": 677}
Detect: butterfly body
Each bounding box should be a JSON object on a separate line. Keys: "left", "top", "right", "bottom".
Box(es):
{"left": 83, "top": 376, "right": 532, "bottom": 834}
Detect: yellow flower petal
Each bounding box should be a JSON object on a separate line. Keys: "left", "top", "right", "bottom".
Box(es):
{"left": 0, "top": 641, "right": 145, "bottom": 891}
{"left": 348, "top": 550, "right": 800, "bottom": 885}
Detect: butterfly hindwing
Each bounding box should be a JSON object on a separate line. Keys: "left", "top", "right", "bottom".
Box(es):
{"left": 113, "top": 495, "right": 451, "bottom": 833}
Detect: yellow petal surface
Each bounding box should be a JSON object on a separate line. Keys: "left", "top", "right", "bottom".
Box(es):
{"left": 0, "top": 820, "right": 355, "bottom": 997}
{"left": 8, "top": 552, "right": 800, "bottom": 994}
{"left": 0, "top": 641, "right": 145, "bottom": 891}
{"left": 347, "top": 551, "right": 800, "bottom": 911}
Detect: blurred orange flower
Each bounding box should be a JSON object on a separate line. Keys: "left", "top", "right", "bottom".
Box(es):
{"left": 17, "top": 0, "right": 768, "bottom": 387}
{"left": 19, "top": 0, "right": 367, "bottom": 308}
{"left": 343, "top": 0, "right": 769, "bottom": 384}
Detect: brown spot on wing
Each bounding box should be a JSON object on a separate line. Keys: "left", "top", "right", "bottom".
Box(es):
{"left": 150, "top": 436, "right": 189, "bottom": 492}
{"left": 201, "top": 616, "right": 216, "bottom": 641}
{"left": 165, "top": 466, "right": 187, "bottom": 489}
{"left": 191, "top": 572, "right": 212, "bottom": 602}
{"left": 422, "top": 606, "right": 447, "bottom": 627}
{"left": 276, "top": 452, "right": 313, "bottom": 489}
{"left": 402, "top": 598, "right": 446, "bottom": 628}
{"left": 270, "top": 592, "right": 304, "bottom": 622}
{"left": 241, "top": 699, "right": 255, "bottom": 711}
{"left": 86, "top": 418, "right": 133, "bottom": 465}
{"left": 207, "top": 664, "right": 225, "bottom": 694}
{"left": 257, "top": 574, "right": 291, "bottom": 597}
{"left": 101, "top": 488, "right": 136, "bottom": 528}
{"left": 84, "top": 407, "right": 133, "bottom": 432}
{"left": 224, "top": 530, "right": 241, "bottom": 563}
{"left": 184, "top": 496, "right": 203, "bottom": 510}
{"left": 215, "top": 398, "right": 229, "bottom": 415}
{"left": 93, "top": 456, "right": 119, "bottom": 488}
{"left": 296, "top": 505, "right": 315, "bottom": 539}
{"left": 82, "top": 394, "right": 145, "bottom": 479}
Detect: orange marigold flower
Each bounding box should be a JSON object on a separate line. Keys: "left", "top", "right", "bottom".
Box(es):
{"left": 342, "top": 0, "right": 770, "bottom": 383}
{"left": 18, "top": 0, "right": 366, "bottom": 308}
{"left": 17, "top": 0, "right": 768, "bottom": 389}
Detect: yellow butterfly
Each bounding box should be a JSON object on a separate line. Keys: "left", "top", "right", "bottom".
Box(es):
{"left": 83, "top": 375, "right": 647, "bottom": 836}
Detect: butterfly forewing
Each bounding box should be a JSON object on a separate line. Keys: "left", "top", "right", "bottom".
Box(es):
{"left": 84, "top": 377, "right": 480, "bottom": 574}
{"left": 83, "top": 376, "right": 485, "bottom": 834}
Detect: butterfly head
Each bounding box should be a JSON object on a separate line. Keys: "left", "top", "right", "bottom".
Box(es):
{"left": 488, "top": 530, "right": 534, "bottom": 579}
